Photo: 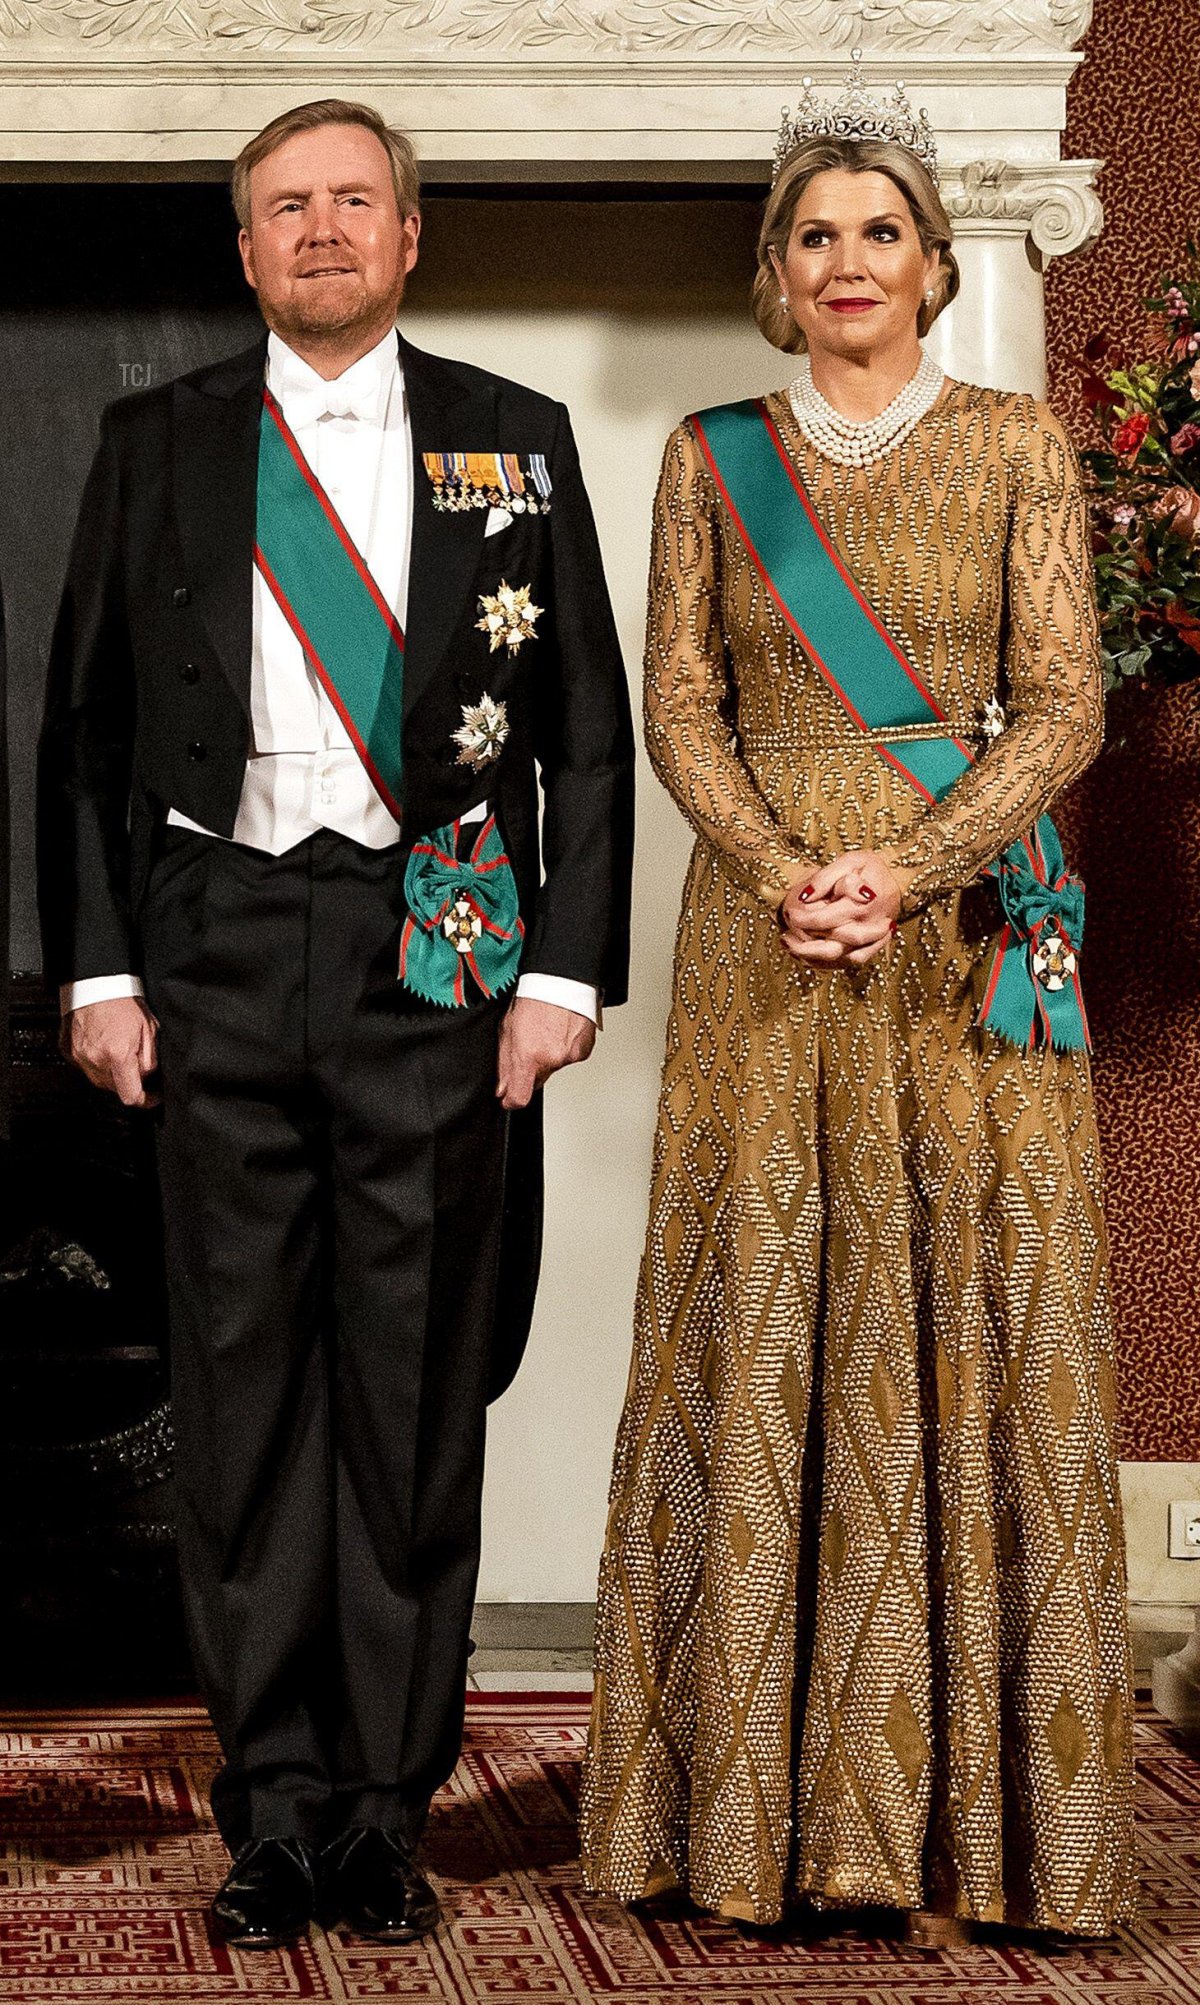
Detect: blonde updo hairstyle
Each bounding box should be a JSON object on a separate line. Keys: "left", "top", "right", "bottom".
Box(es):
{"left": 754, "top": 136, "right": 959, "bottom": 355}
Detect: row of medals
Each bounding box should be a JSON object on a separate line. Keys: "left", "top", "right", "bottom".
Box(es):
{"left": 431, "top": 480, "right": 550, "bottom": 516}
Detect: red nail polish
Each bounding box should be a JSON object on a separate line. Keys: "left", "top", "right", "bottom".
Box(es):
{"left": 889, "top": 920, "right": 898, "bottom": 933}
{"left": 799, "top": 886, "right": 814, "bottom": 902}
{"left": 858, "top": 886, "right": 875, "bottom": 902}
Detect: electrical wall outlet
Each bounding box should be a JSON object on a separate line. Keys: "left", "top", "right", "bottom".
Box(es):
{"left": 1168, "top": 1501, "right": 1200, "bottom": 1560}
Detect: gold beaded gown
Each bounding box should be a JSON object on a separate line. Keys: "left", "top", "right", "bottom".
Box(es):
{"left": 581, "top": 381, "right": 1137, "bottom": 1935}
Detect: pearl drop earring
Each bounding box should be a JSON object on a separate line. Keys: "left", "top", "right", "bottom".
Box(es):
{"left": 780, "top": 292, "right": 789, "bottom": 307}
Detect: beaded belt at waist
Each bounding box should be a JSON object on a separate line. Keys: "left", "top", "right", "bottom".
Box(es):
{"left": 740, "top": 721, "right": 987, "bottom": 751}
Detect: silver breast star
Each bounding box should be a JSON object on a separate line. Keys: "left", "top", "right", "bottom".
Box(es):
{"left": 452, "top": 692, "right": 510, "bottom": 769}
{"left": 982, "top": 696, "right": 1007, "bottom": 743}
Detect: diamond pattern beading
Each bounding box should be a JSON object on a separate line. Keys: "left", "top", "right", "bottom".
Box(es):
{"left": 583, "top": 386, "right": 1134, "bottom": 1936}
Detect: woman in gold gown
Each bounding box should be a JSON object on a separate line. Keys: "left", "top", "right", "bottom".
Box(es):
{"left": 581, "top": 125, "right": 1136, "bottom": 1941}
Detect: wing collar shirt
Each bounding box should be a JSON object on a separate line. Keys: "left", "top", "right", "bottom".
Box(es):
{"left": 62, "top": 329, "right": 596, "bottom": 1023}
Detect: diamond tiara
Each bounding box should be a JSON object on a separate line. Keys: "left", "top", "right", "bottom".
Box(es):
{"left": 773, "top": 51, "right": 940, "bottom": 188}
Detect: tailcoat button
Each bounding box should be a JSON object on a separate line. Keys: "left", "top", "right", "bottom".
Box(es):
{"left": 186, "top": 741, "right": 206, "bottom": 762}
{"left": 180, "top": 662, "right": 200, "bottom": 684}
{"left": 172, "top": 586, "right": 191, "bottom": 608}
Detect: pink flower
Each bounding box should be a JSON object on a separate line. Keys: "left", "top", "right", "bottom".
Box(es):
{"left": 1191, "top": 358, "right": 1200, "bottom": 398}
{"left": 1111, "top": 502, "right": 1136, "bottom": 528}
{"left": 1165, "top": 285, "right": 1190, "bottom": 321}
{"left": 1149, "top": 485, "right": 1200, "bottom": 542}
{"left": 1171, "top": 423, "right": 1200, "bottom": 456}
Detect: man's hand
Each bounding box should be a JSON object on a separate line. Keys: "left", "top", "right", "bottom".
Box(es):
{"left": 497, "top": 997, "right": 596, "bottom": 1111}
{"left": 779, "top": 850, "right": 903, "bottom": 969}
{"left": 62, "top": 996, "right": 161, "bottom": 1108}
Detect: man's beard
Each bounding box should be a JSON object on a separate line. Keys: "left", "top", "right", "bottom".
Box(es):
{"left": 271, "top": 271, "right": 387, "bottom": 342}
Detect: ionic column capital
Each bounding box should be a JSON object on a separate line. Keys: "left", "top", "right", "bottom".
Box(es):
{"left": 945, "top": 158, "right": 1104, "bottom": 263}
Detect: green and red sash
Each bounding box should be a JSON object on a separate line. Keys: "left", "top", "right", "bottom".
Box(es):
{"left": 255, "top": 387, "right": 405, "bottom": 821}
{"left": 691, "top": 397, "right": 1090, "bottom": 1053}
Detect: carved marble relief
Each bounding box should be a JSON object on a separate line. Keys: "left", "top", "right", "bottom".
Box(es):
{"left": 0, "top": 0, "right": 1092, "bottom": 55}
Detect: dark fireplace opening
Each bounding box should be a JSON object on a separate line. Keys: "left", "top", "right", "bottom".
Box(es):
{"left": 0, "top": 182, "right": 261, "bottom": 1698}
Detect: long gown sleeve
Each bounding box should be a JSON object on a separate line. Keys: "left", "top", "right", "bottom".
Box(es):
{"left": 882, "top": 400, "right": 1103, "bottom": 912}
{"left": 643, "top": 422, "right": 813, "bottom": 909}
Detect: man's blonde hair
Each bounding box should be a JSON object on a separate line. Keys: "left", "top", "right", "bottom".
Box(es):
{"left": 232, "top": 99, "right": 421, "bottom": 231}
{"left": 753, "top": 137, "right": 959, "bottom": 355}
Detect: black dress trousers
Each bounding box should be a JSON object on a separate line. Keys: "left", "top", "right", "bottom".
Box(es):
{"left": 141, "top": 826, "right": 507, "bottom": 1851}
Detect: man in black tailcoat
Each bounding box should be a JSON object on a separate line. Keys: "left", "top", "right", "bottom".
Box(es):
{"left": 38, "top": 101, "right": 633, "bottom": 1950}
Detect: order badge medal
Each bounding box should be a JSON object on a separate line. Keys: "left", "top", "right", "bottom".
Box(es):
{"left": 453, "top": 693, "right": 510, "bottom": 769}
{"left": 443, "top": 898, "right": 484, "bottom": 954}
{"left": 1032, "top": 930, "right": 1077, "bottom": 992}
{"left": 476, "top": 581, "right": 542, "bottom": 654}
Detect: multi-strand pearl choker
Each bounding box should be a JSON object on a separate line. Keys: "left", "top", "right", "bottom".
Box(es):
{"left": 787, "top": 348, "right": 945, "bottom": 468}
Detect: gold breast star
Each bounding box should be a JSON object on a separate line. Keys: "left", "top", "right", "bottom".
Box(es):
{"left": 453, "top": 693, "right": 510, "bottom": 769}
{"left": 476, "top": 580, "right": 543, "bottom": 655}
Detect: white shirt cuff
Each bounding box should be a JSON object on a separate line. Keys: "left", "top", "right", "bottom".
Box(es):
{"left": 61, "top": 974, "right": 145, "bottom": 1014}
{"left": 63, "top": 971, "right": 597, "bottom": 1022}
{"left": 514, "top": 974, "right": 600, "bottom": 1024}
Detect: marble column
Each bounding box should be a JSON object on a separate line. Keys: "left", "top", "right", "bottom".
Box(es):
{"left": 928, "top": 160, "right": 1105, "bottom": 397}
{"left": 1153, "top": 1611, "right": 1200, "bottom": 1738}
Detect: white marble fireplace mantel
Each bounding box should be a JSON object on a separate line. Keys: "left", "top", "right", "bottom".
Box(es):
{"left": 0, "top": 0, "right": 1103, "bottom": 392}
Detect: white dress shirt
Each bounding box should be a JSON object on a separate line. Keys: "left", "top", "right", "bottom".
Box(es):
{"left": 63, "top": 329, "right": 596, "bottom": 1023}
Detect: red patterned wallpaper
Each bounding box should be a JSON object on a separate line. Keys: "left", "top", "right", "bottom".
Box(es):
{"left": 1046, "top": 0, "right": 1200, "bottom": 1460}
{"left": 1047, "top": 0, "right": 1200, "bottom": 427}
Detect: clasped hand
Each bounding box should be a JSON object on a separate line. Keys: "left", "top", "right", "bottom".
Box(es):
{"left": 779, "top": 849, "right": 902, "bottom": 967}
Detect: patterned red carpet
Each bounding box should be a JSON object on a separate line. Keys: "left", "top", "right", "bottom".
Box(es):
{"left": 1, "top": 1694, "right": 1197, "bottom": 2003}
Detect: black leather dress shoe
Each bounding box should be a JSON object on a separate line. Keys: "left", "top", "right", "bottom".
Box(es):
{"left": 325, "top": 1828, "right": 441, "bottom": 1943}
{"left": 211, "top": 1836, "right": 318, "bottom": 1949}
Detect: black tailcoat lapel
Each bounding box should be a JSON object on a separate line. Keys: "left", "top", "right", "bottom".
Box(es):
{"left": 172, "top": 339, "right": 266, "bottom": 718}
{"left": 401, "top": 336, "right": 498, "bottom": 719}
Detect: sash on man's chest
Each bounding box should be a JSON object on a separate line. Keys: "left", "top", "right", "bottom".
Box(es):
{"left": 254, "top": 386, "right": 405, "bottom": 822}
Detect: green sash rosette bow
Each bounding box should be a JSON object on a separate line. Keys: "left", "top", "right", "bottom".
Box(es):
{"left": 691, "top": 396, "right": 1091, "bottom": 1053}
{"left": 982, "top": 819, "right": 1087, "bottom": 1050}
{"left": 399, "top": 815, "right": 524, "bottom": 1008}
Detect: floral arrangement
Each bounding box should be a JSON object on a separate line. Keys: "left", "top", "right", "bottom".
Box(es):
{"left": 1081, "top": 246, "right": 1200, "bottom": 695}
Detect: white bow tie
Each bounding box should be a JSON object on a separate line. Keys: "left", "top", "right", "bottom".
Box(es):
{"left": 281, "top": 384, "right": 378, "bottom": 429}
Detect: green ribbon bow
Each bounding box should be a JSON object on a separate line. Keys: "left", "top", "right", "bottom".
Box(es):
{"left": 980, "top": 817, "right": 1089, "bottom": 1051}
{"left": 399, "top": 815, "right": 524, "bottom": 1008}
